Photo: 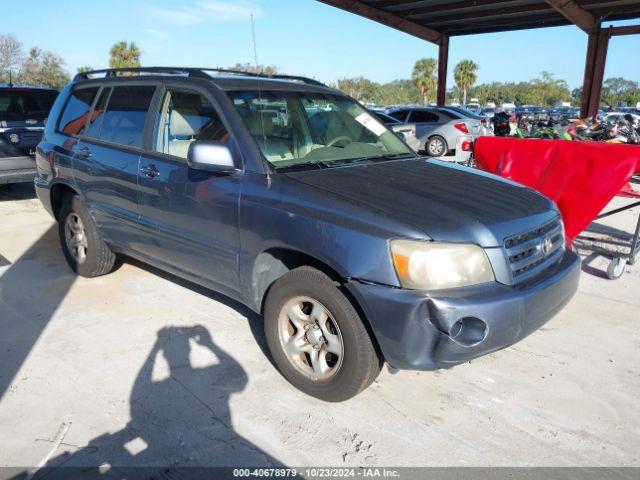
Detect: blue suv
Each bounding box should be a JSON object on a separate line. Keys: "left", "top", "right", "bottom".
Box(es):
{"left": 35, "top": 68, "right": 580, "bottom": 401}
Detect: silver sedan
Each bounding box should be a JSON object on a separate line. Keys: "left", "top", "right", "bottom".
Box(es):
{"left": 386, "top": 106, "right": 491, "bottom": 157}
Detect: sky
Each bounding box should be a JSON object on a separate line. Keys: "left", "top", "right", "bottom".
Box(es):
{"left": 4, "top": 0, "right": 639, "bottom": 89}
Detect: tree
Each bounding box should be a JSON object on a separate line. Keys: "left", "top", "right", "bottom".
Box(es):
{"left": 228, "top": 63, "right": 279, "bottom": 75}
{"left": 17, "top": 47, "right": 70, "bottom": 89}
{"left": 334, "top": 76, "right": 379, "bottom": 102}
{"left": 453, "top": 59, "right": 478, "bottom": 105}
{"left": 77, "top": 66, "right": 93, "bottom": 74}
{"left": 109, "top": 40, "right": 142, "bottom": 69}
{"left": 0, "top": 34, "right": 23, "bottom": 83}
{"left": 412, "top": 58, "right": 437, "bottom": 105}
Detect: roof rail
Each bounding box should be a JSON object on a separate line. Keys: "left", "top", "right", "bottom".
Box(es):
{"left": 73, "top": 67, "right": 328, "bottom": 87}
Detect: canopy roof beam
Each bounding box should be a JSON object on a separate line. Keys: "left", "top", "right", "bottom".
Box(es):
{"left": 316, "top": 0, "right": 443, "bottom": 44}
{"left": 544, "top": 0, "right": 598, "bottom": 33}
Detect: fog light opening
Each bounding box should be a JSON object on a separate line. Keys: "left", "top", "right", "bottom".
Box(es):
{"left": 449, "top": 317, "right": 488, "bottom": 347}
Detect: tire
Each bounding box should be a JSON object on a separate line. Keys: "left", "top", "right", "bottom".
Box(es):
{"left": 58, "top": 195, "right": 116, "bottom": 277}
{"left": 264, "top": 266, "right": 381, "bottom": 402}
{"left": 426, "top": 135, "right": 447, "bottom": 157}
{"left": 606, "top": 257, "right": 627, "bottom": 280}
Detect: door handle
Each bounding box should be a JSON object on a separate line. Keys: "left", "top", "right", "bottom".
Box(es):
{"left": 140, "top": 164, "right": 160, "bottom": 178}
{"left": 77, "top": 146, "right": 92, "bottom": 158}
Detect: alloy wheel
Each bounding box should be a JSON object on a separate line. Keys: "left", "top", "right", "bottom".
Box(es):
{"left": 277, "top": 296, "right": 344, "bottom": 381}
{"left": 64, "top": 213, "right": 89, "bottom": 264}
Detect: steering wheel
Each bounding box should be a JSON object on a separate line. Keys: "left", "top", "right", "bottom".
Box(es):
{"left": 327, "top": 136, "right": 353, "bottom": 148}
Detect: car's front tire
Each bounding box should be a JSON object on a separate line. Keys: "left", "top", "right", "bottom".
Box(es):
{"left": 264, "top": 267, "right": 381, "bottom": 402}
{"left": 58, "top": 195, "right": 116, "bottom": 277}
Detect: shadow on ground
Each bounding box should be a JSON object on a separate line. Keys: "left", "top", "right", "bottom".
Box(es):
{"left": 11, "top": 325, "right": 285, "bottom": 479}
{"left": 0, "top": 183, "right": 37, "bottom": 201}
{"left": 1, "top": 229, "right": 287, "bottom": 478}
{"left": 0, "top": 226, "right": 76, "bottom": 399}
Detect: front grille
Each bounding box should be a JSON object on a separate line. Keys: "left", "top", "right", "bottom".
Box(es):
{"left": 505, "top": 217, "right": 565, "bottom": 284}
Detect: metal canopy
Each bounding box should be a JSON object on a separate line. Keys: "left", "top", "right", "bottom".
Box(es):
{"left": 317, "top": 0, "right": 640, "bottom": 116}
{"left": 319, "top": 0, "right": 640, "bottom": 38}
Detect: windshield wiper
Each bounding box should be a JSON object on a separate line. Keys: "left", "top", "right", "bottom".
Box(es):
{"left": 276, "top": 153, "right": 415, "bottom": 172}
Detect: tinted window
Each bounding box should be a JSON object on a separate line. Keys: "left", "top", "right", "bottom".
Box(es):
{"left": 374, "top": 112, "right": 399, "bottom": 124}
{"left": 57, "top": 88, "right": 99, "bottom": 136}
{"left": 0, "top": 89, "right": 58, "bottom": 121}
{"left": 409, "top": 110, "right": 439, "bottom": 123}
{"left": 98, "top": 85, "right": 155, "bottom": 148}
{"left": 86, "top": 88, "right": 111, "bottom": 139}
{"left": 154, "top": 88, "right": 229, "bottom": 159}
{"left": 388, "top": 110, "right": 409, "bottom": 122}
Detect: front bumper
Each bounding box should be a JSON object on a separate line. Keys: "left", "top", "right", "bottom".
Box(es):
{"left": 346, "top": 249, "right": 580, "bottom": 370}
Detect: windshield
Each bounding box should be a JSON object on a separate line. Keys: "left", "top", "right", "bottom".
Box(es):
{"left": 229, "top": 91, "right": 413, "bottom": 169}
{"left": 0, "top": 89, "right": 57, "bottom": 121}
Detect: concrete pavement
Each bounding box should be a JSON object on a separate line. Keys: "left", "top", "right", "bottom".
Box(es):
{"left": 0, "top": 182, "right": 638, "bottom": 471}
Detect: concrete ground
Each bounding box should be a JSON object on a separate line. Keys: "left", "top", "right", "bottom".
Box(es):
{"left": 0, "top": 182, "right": 639, "bottom": 472}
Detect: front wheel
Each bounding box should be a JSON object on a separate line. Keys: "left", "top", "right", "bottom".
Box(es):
{"left": 264, "top": 267, "right": 381, "bottom": 402}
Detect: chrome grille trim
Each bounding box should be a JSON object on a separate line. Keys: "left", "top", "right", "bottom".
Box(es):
{"left": 504, "top": 217, "right": 565, "bottom": 284}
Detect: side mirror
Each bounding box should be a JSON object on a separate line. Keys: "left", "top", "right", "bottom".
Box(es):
{"left": 187, "top": 141, "right": 237, "bottom": 174}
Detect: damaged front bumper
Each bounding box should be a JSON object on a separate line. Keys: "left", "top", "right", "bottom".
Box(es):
{"left": 346, "top": 249, "right": 580, "bottom": 370}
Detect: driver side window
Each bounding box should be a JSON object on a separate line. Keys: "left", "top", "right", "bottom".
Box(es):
{"left": 153, "top": 88, "right": 229, "bottom": 160}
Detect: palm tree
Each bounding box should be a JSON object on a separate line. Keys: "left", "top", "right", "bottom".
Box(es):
{"left": 109, "top": 41, "right": 142, "bottom": 69}
{"left": 454, "top": 59, "right": 479, "bottom": 106}
{"left": 412, "top": 58, "right": 437, "bottom": 105}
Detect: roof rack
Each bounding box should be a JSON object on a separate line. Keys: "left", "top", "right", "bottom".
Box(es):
{"left": 73, "top": 67, "right": 328, "bottom": 87}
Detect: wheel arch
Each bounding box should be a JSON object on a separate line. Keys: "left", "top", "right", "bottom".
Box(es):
{"left": 251, "top": 247, "right": 384, "bottom": 360}
{"left": 50, "top": 182, "right": 81, "bottom": 220}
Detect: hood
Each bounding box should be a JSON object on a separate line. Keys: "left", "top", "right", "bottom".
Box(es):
{"left": 284, "top": 158, "right": 556, "bottom": 247}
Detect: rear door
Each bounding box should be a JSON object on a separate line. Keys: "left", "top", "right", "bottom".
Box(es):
{"left": 407, "top": 109, "right": 441, "bottom": 139}
{"left": 73, "top": 83, "right": 157, "bottom": 248}
{"left": 135, "top": 82, "right": 242, "bottom": 296}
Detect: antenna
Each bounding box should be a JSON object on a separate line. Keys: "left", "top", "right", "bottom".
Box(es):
{"left": 250, "top": 13, "right": 267, "bottom": 156}
{"left": 251, "top": 14, "right": 259, "bottom": 71}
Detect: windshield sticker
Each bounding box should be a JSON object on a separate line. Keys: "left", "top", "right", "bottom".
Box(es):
{"left": 355, "top": 112, "right": 387, "bottom": 137}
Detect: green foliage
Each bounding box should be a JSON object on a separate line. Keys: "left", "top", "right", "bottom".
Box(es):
{"left": 601, "top": 77, "right": 640, "bottom": 107}
{"left": 412, "top": 58, "right": 437, "bottom": 105}
{"left": 109, "top": 41, "right": 142, "bottom": 69}
{"left": 16, "top": 48, "right": 70, "bottom": 89}
{"left": 77, "top": 66, "right": 93, "bottom": 74}
{"left": 334, "top": 76, "right": 378, "bottom": 101}
{"left": 228, "top": 63, "right": 279, "bottom": 75}
{"left": 453, "top": 59, "right": 478, "bottom": 105}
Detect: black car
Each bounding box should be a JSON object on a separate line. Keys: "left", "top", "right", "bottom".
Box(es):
{"left": 0, "top": 85, "right": 58, "bottom": 185}
{"left": 34, "top": 67, "right": 580, "bottom": 401}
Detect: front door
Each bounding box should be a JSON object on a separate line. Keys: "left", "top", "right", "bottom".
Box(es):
{"left": 136, "top": 85, "right": 241, "bottom": 296}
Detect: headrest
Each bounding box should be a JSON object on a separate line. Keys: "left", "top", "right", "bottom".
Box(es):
{"left": 170, "top": 109, "right": 200, "bottom": 137}
{"left": 247, "top": 111, "right": 275, "bottom": 136}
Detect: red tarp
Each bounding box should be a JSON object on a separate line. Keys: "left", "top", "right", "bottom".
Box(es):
{"left": 474, "top": 137, "right": 640, "bottom": 239}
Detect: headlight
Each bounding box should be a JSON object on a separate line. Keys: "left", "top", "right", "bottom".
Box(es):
{"left": 390, "top": 239, "right": 495, "bottom": 290}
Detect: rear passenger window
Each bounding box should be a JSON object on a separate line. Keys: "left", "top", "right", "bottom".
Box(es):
{"left": 388, "top": 111, "right": 409, "bottom": 122}
{"left": 57, "top": 87, "right": 99, "bottom": 136}
{"left": 97, "top": 85, "right": 155, "bottom": 148}
{"left": 153, "top": 88, "right": 229, "bottom": 159}
{"left": 409, "top": 110, "right": 439, "bottom": 123}
{"left": 86, "top": 88, "right": 111, "bottom": 139}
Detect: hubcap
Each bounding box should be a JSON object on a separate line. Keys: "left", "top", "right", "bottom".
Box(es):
{"left": 428, "top": 138, "right": 445, "bottom": 156}
{"left": 64, "top": 213, "right": 88, "bottom": 264}
{"left": 277, "top": 296, "right": 344, "bottom": 381}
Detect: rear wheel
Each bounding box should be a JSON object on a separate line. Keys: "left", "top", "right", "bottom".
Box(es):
{"left": 58, "top": 195, "right": 116, "bottom": 277}
{"left": 426, "top": 135, "right": 447, "bottom": 157}
{"left": 264, "top": 267, "right": 381, "bottom": 402}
